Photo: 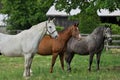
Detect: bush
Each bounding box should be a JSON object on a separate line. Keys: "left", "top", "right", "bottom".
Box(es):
{"left": 79, "top": 12, "right": 101, "bottom": 34}
{"left": 69, "top": 8, "right": 101, "bottom": 34}
{"left": 111, "top": 24, "right": 120, "bottom": 34}
{"left": 56, "top": 26, "right": 64, "bottom": 31}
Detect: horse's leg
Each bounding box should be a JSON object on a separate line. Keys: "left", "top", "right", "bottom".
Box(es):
{"left": 50, "top": 53, "right": 58, "bottom": 73}
{"left": 65, "top": 53, "right": 74, "bottom": 72}
{"left": 23, "top": 54, "right": 34, "bottom": 77}
{"left": 88, "top": 53, "right": 94, "bottom": 71}
{"left": 59, "top": 52, "right": 64, "bottom": 71}
{"left": 96, "top": 53, "right": 101, "bottom": 70}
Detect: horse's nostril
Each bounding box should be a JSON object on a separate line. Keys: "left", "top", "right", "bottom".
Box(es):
{"left": 108, "top": 38, "right": 112, "bottom": 43}
{"left": 55, "top": 35, "right": 58, "bottom": 39}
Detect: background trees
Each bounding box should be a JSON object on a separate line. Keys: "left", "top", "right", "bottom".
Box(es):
{"left": 0, "top": 0, "right": 120, "bottom": 33}
{"left": 55, "top": 0, "right": 120, "bottom": 33}
{"left": 0, "top": 0, "right": 54, "bottom": 30}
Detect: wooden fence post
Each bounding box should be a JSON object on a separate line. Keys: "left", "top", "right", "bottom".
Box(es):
{"left": 106, "top": 41, "right": 109, "bottom": 51}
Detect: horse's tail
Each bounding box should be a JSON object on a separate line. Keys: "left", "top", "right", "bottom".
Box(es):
{"left": 0, "top": 53, "right": 2, "bottom": 55}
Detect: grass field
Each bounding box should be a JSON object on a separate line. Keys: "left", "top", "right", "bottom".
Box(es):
{"left": 0, "top": 50, "right": 120, "bottom": 80}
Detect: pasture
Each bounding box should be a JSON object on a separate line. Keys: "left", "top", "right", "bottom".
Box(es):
{"left": 0, "top": 50, "right": 120, "bottom": 80}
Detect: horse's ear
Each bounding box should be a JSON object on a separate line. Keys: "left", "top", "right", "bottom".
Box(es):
{"left": 48, "top": 17, "right": 51, "bottom": 23}
{"left": 105, "top": 24, "right": 109, "bottom": 28}
{"left": 74, "top": 23, "right": 79, "bottom": 27}
{"left": 105, "top": 24, "right": 111, "bottom": 28}
{"left": 52, "top": 18, "right": 55, "bottom": 23}
{"left": 52, "top": 18, "right": 55, "bottom": 21}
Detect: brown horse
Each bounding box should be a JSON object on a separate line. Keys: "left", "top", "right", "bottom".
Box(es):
{"left": 37, "top": 23, "right": 81, "bottom": 73}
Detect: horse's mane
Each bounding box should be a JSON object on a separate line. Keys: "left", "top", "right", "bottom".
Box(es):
{"left": 30, "top": 21, "right": 46, "bottom": 29}
{"left": 58, "top": 25, "right": 73, "bottom": 34}
{"left": 91, "top": 26, "right": 105, "bottom": 35}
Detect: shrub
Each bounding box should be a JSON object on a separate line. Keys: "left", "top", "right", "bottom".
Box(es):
{"left": 69, "top": 8, "right": 101, "bottom": 34}
{"left": 111, "top": 24, "right": 120, "bottom": 34}
{"left": 56, "top": 26, "right": 64, "bottom": 31}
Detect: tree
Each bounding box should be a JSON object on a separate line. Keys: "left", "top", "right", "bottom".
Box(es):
{"left": 55, "top": 0, "right": 120, "bottom": 33}
{"left": 0, "top": 0, "right": 54, "bottom": 30}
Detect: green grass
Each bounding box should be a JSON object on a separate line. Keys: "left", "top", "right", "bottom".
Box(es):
{"left": 0, "top": 50, "right": 120, "bottom": 80}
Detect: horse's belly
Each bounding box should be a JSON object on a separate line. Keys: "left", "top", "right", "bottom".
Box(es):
{"left": 1, "top": 46, "right": 23, "bottom": 57}
{"left": 38, "top": 48, "right": 52, "bottom": 55}
{"left": 1, "top": 49, "right": 23, "bottom": 57}
{"left": 78, "top": 52, "right": 89, "bottom": 55}
{"left": 75, "top": 48, "right": 89, "bottom": 55}
{"left": 2, "top": 52, "right": 23, "bottom": 57}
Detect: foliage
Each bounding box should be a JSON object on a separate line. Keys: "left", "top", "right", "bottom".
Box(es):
{"left": 55, "top": 0, "right": 120, "bottom": 13}
{"left": 69, "top": 4, "right": 101, "bottom": 33}
{"left": 56, "top": 26, "right": 64, "bottom": 31}
{"left": 111, "top": 24, "right": 120, "bottom": 34}
{"left": 0, "top": 0, "right": 54, "bottom": 30}
{"left": 78, "top": 11, "right": 100, "bottom": 33}
{"left": 55, "top": 0, "right": 120, "bottom": 33}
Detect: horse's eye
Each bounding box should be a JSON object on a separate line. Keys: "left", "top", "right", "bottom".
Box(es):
{"left": 49, "top": 26, "right": 52, "bottom": 28}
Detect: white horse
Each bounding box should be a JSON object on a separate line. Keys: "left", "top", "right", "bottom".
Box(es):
{"left": 0, "top": 19, "right": 58, "bottom": 77}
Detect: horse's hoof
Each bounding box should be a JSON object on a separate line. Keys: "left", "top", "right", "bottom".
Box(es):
{"left": 50, "top": 70, "right": 53, "bottom": 73}
{"left": 23, "top": 73, "right": 30, "bottom": 78}
{"left": 67, "top": 70, "right": 71, "bottom": 72}
{"left": 67, "top": 68, "right": 71, "bottom": 72}
{"left": 24, "top": 76, "right": 30, "bottom": 80}
{"left": 62, "top": 68, "right": 65, "bottom": 71}
{"left": 88, "top": 68, "right": 91, "bottom": 72}
{"left": 97, "top": 68, "right": 100, "bottom": 71}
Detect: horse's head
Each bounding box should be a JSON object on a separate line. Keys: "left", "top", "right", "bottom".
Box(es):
{"left": 71, "top": 23, "right": 82, "bottom": 40}
{"left": 46, "top": 18, "right": 58, "bottom": 39}
{"left": 104, "top": 25, "right": 112, "bottom": 43}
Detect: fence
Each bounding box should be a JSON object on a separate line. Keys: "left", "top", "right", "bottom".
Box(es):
{"left": 81, "top": 34, "right": 120, "bottom": 50}
{"left": 105, "top": 34, "right": 120, "bottom": 50}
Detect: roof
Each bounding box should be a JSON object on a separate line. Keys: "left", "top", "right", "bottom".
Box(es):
{"left": 46, "top": 5, "right": 120, "bottom": 17}
{"left": 97, "top": 9, "right": 120, "bottom": 16}
{"left": 46, "top": 5, "right": 80, "bottom": 16}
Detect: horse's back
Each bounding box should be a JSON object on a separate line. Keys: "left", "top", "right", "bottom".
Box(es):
{"left": 0, "top": 33, "right": 11, "bottom": 41}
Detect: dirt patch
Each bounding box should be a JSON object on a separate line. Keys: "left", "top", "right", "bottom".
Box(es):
{"left": 110, "top": 49, "right": 120, "bottom": 54}
{"left": 112, "top": 66, "right": 120, "bottom": 70}
{"left": 107, "top": 66, "right": 120, "bottom": 71}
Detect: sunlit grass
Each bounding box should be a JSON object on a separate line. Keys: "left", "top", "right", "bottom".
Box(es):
{"left": 0, "top": 50, "right": 120, "bottom": 80}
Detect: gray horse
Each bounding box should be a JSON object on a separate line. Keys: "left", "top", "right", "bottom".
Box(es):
{"left": 65, "top": 25, "right": 112, "bottom": 72}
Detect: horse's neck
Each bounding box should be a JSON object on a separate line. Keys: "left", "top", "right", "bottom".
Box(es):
{"left": 59, "top": 28, "right": 72, "bottom": 43}
{"left": 91, "top": 30, "right": 105, "bottom": 45}
{"left": 19, "top": 22, "right": 46, "bottom": 52}
{"left": 30, "top": 23, "right": 46, "bottom": 44}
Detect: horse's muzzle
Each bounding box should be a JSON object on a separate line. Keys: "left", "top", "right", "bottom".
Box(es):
{"left": 77, "top": 34, "right": 82, "bottom": 40}
{"left": 108, "top": 38, "right": 112, "bottom": 43}
{"left": 55, "top": 35, "right": 58, "bottom": 39}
